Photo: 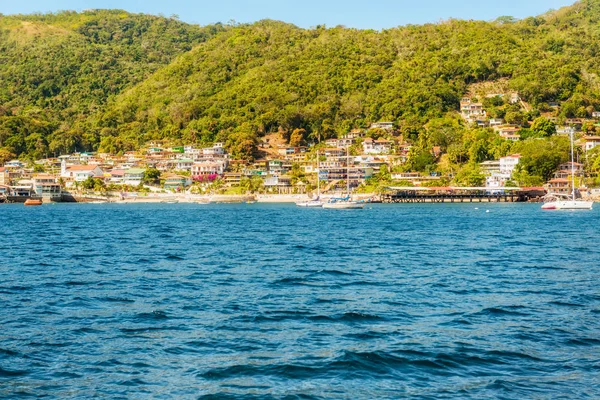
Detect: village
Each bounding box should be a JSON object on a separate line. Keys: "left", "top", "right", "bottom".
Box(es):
{"left": 2, "top": 94, "right": 600, "bottom": 204}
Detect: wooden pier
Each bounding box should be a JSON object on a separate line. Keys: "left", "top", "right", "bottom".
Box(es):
{"left": 382, "top": 192, "right": 517, "bottom": 203}
{"left": 381, "top": 187, "right": 545, "bottom": 204}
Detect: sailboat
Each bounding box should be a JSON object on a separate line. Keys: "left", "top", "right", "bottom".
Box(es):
{"left": 322, "top": 147, "right": 364, "bottom": 209}
{"left": 296, "top": 150, "right": 324, "bottom": 208}
{"left": 542, "top": 130, "right": 593, "bottom": 210}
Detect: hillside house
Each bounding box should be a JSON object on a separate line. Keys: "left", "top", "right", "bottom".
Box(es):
{"left": 496, "top": 126, "right": 521, "bottom": 141}
{"left": 223, "top": 173, "right": 242, "bottom": 186}
{"left": 203, "top": 143, "right": 225, "bottom": 156}
{"left": 363, "top": 138, "right": 392, "bottom": 154}
{"left": 324, "top": 148, "right": 346, "bottom": 158}
{"left": 370, "top": 122, "right": 394, "bottom": 131}
{"left": 581, "top": 136, "right": 600, "bottom": 151}
{"left": 4, "top": 160, "right": 24, "bottom": 169}
{"left": 174, "top": 158, "right": 194, "bottom": 172}
{"left": 460, "top": 100, "right": 486, "bottom": 119}
{"left": 325, "top": 138, "right": 354, "bottom": 148}
{"left": 555, "top": 162, "right": 584, "bottom": 179}
{"left": 480, "top": 160, "right": 501, "bottom": 174}
{"left": 343, "top": 130, "right": 366, "bottom": 140}
{"left": 489, "top": 118, "right": 504, "bottom": 127}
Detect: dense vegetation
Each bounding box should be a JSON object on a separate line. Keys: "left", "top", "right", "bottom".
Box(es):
{"left": 0, "top": 10, "right": 222, "bottom": 160}
{"left": 3, "top": 1, "right": 600, "bottom": 183}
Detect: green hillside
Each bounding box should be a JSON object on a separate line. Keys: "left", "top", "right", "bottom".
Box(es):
{"left": 2, "top": 1, "right": 600, "bottom": 182}
{"left": 0, "top": 9, "right": 222, "bottom": 159}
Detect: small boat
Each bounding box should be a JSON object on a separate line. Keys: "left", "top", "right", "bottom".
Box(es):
{"left": 322, "top": 199, "right": 364, "bottom": 209}
{"left": 542, "top": 131, "right": 593, "bottom": 211}
{"left": 296, "top": 198, "right": 323, "bottom": 208}
{"left": 24, "top": 199, "right": 43, "bottom": 206}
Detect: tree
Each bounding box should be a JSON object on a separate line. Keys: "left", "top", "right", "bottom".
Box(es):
{"left": 453, "top": 164, "right": 485, "bottom": 187}
{"left": 289, "top": 128, "right": 307, "bottom": 147}
{"left": 143, "top": 167, "right": 161, "bottom": 185}
{"left": 505, "top": 111, "right": 528, "bottom": 126}
{"left": 81, "top": 177, "right": 96, "bottom": 190}
{"left": 530, "top": 117, "right": 556, "bottom": 137}
{"left": 0, "top": 148, "right": 16, "bottom": 164}
{"left": 512, "top": 137, "right": 569, "bottom": 181}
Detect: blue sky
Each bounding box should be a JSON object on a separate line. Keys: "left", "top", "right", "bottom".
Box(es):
{"left": 1, "top": 0, "right": 576, "bottom": 29}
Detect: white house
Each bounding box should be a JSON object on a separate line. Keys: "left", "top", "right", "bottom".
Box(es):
{"left": 123, "top": 168, "right": 145, "bottom": 186}
{"left": 174, "top": 158, "right": 194, "bottom": 172}
{"left": 4, "top": 160, "right": 24, "bottom": 169}
{"left": 62, "top": 163, "right": 104, "bottom": 182}
{"left": 500, "top": 154, "right": 521, "bottom": 175}
{"left": 363, "top": 138, "right": 392, "bottom": 154}
{"left": 484, "top": 155, "right": 520, "bottom": 190}
{"left": 191, "top": 161, "right": 225, "bottom": 177}
{"left": 489, "top": 118, "right": 504, "bottom": 127}
{"left": 370, "top": 122, "right": 394, "bottom": 131}
{"left": 202, "top": 143, "right": 225, "bottom": 156}
{"left": 460, "top": 100, "right": 486, "bottom": 119}
{"left": 582, "top": 136, "right": 600, "bottom": 152}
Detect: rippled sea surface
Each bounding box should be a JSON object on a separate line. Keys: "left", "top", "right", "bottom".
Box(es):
{"left": 1, "top": 202, "right": 599, "bottom": 399}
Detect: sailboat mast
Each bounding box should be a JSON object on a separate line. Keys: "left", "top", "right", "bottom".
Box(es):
{"left": 346, "top": 146, "right": 350, "bottom": 196}
{"left": 316, "top": 150, "right": 320, "bottom": 197}
{"left": 571, "top": 129, "right": 576, "bottom": 201}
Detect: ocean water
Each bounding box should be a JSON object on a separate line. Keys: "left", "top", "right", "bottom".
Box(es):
{"left": 1, "top": 202, "right": 599, "bottom": 399}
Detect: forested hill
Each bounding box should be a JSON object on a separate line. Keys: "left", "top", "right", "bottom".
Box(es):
{"left": 0, "top": 10, "right": 223, "bottom": 160}
{"left": 1, "top": 1, "right": 600, "bottom": 162}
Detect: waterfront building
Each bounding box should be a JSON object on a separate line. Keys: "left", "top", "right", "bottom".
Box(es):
{"left": 546, "top": 178, "right": 571, "bottom": 195}
{"left": 163, "top": 174, "right": 192, "bottom": 190}
{"left": 0, "top": 167, "right": 8, "bottom": 185}
{"left": 32, "top": 174, "right": 61, "bottom": 200}
{"left": 191, "top": 162, "right": 225, "bottom": 177}
{"left": 123, "top": 168, "right": 145, "bottom": 186}
{"left": 223, "top": 173, "right": 242, "bottom": 186}
{"left": 499, "top": 155, "right": 521, "bottom": 175}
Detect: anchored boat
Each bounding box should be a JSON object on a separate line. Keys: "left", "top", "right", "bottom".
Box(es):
{"left": 24, "top": 199, "right": 43, "bottom": 206}
{"left": 542, "top": 130, "right": 593, "bottom": 211}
